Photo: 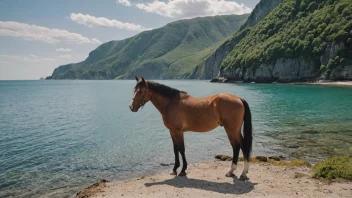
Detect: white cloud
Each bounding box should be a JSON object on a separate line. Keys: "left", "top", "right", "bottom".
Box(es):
{"left": 91, "top": 38, "right": 102, "bottom": 44}
{"left": 134, "top": 0, "right": 252, "bottom": 18}
{"left": 56, "top": 48, "right": 72, "bottom": 52}
{"left": 116, "top": 0, "right": 132, "bottom": 6}
{"left": 0, "top": 54, "right": 57, "bottom": 63}
{"left": 70, "top": 13, "right": 149, "bottom": 31}
{"left": 59, "top": 55, "right": 73, "bottom": 59}
{"left": 29, "top": 54, "right": 39, "bottom": 58}
{"left": 0, "top": 21, "right": 101, "bottom": 44}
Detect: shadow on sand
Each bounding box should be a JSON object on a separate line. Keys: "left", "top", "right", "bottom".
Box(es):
{"left": 144, "top": 176, "right": 257, "bottom": 195}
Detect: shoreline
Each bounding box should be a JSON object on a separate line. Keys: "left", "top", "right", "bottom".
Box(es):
{"left": 75, "top": 160, "right": 352, "bottom": 198}
{"left": 292, "top": 81, "right": 352, "bottom": 87}
{"left": 209, "top": 79, "right": 352, "bottom": 87}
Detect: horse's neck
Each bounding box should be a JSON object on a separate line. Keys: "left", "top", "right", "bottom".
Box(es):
{"left": 149, "top": 92, "right": 171, "bottom": 114}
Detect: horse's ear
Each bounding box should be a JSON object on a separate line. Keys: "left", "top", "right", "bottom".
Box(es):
{"left": 141, "top": 77, "right": 146, "bottom": 86}
{"left": 135, "top": 76, "right": 139, "bottom": 82}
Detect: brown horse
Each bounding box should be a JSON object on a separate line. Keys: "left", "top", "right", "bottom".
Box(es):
{"left": 129, "top": 77, "right": 252, "bottom": 179}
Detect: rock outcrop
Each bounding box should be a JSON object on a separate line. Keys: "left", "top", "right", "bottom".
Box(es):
{"left": 320, "top": 42, "right": 346, "bottom": 65}
{"left": 221, "top": 57, "right": 318, "bottom": 83}
{"left": 201, "top": 29, "right": 250, "bottom": 79}
{"left": 215, "top": 41, "right": 352, "bottom": 82}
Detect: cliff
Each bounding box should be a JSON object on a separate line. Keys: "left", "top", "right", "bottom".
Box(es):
{"left": 214, "top": 0, "right": 352, "bottom": 82}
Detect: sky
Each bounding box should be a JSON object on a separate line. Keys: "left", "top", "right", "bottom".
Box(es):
{"left": 0, "top": 0, "right": 260, "bottom": 80}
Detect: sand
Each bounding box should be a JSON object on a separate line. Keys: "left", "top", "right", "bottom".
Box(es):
{"left": 76, "top": 161, "right": 352, "bottom": 198}
{"left": 294, "top": 81, "right": 352, "bottom": 87}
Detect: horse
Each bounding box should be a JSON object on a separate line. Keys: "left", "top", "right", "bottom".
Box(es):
{"left": 129, "top": 77, "right": 252, "bottom": 179}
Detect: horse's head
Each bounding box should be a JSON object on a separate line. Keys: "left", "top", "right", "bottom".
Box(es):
{"left": 129, "top": 76, "right": 149, "bottom": 112}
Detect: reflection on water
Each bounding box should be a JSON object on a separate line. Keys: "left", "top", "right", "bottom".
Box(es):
{"left": 0, "top": 80, "right": 351, "bottom": 197}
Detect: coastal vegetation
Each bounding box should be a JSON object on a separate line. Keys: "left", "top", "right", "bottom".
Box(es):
{"left": 313, "top": 156, "right": 352, "bottom": 180}
{"left": 220, "top": 0, "right": 352, "bottom": 81}
{"left": 314, "top": 148, "right": 352, "bottom": 181}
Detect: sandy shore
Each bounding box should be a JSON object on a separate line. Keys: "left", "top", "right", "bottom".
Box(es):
{"left": 293, "top": 81, "right": 352, "bottom": 87}
{"left": 76, "top": 160, "right": 352, "bottom": 198}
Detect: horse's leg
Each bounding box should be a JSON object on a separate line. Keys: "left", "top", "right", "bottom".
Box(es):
{"left": 240, "top": 137, "right": 250, "bottom": 180}
{"left": 178, "top": 143, "right": 187, "bottom": 176}
{"left": 172, "top": 130, "right": 187, "bottom": 177}
{"left": 226, "top": 142, "right": 240, "bottom": 177}
{"left": 224, "top": 127, "right": 242, "bottom": 177}
{"left": 169, "top": 133, "right": 180, "bottom": 175}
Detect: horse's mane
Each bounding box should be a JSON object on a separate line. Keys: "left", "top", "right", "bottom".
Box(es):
{"left": 136, "top": 81, "right": 187, "bottom": 99}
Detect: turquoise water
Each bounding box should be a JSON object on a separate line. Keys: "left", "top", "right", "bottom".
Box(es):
{"left": 0, "top": 80, "right": 351, "bottom": 197}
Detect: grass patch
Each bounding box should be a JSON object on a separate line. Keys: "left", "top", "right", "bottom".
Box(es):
{"left": 313, "top": 156, "right": 352, "bottom": 180}
{"left": 266, "top": 159, "right": 312, "bottom": 167}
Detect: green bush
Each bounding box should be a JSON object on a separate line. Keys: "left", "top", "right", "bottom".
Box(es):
{"left": 313, "top": 156, "right": 352, "bottom": 180}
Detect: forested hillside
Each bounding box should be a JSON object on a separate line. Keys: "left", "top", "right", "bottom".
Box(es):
{"left": 219, "top": 0, "right": 352, "bottom": 82}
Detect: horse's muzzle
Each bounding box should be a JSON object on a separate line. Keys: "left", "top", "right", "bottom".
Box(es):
{"left": 129, "top": 105, "right": 138, "bottom": 112}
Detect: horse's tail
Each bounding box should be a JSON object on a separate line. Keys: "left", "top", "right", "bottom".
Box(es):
{"left": 240, "top": 98, "right": 252, "bottom": 161}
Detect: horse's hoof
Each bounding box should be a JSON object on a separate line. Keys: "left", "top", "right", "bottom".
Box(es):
{"left": 178, "top": 172, "right": 187, "bottom": 177}
{"left": 225, "top": 172, "right": 235, "bottom": 177}
{"left": 170, "top": 170, "right": 177, "bottom": 176}
{"left": 239, "top": 175, "right": 249, "bottom": 181}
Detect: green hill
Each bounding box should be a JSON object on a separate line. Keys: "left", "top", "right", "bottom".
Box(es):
{"left": 219, "top": 0, "right": 352, "bottom": 82}
{"left": 47, "top": 14, "right": 249, "bottom": 80}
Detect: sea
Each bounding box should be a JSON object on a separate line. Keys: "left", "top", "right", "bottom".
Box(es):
{"left": 0, "top": 80, "right": 351, "bottom": 197}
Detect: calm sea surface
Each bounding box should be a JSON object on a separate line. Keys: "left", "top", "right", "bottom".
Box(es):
{"left": 0, "top": 80, "right": 351, "bottom": 197}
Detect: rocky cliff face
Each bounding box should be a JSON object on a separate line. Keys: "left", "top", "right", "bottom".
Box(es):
{"left": 201, "top": 29, "right": 249, "bottom": 79}
{"left": 220, "top": 41, "right": 352, "bottom": 82}
{"left": 321, "top": 42, "right": 352, "bottom": 80}
{"left": 198, "top": 0, "right": 284, "bottom": 80}
{"left": 222, "top": 57, "right": 318, "bottom": 82}
{"left": 320, "top": 42, "right": 346, "bottom": 66}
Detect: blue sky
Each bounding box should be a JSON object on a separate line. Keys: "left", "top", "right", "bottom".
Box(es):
{"left": 0, "top": 0, "right": 259, "bottom": 80}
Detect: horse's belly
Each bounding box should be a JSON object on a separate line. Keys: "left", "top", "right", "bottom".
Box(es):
{"left": 183, "top": 118, "right": 219, "bottom": 132}
{"left": 181, "top": 100, "right": 220, "bottom": 132}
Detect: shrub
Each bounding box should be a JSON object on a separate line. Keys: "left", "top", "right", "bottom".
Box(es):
{"left": 313, "top": 156, "right": 352, "bottom": 180}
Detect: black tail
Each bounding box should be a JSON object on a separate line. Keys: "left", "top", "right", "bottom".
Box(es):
{"left": 240, "top": 98, "right": 252, "bottom": 161}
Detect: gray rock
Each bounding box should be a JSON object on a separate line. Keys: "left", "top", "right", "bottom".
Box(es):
{"left": 330, "top": 65, "right": 352, "bottom": 80}
{"left": 272, "top": 58, "right": 318, "bottom": 82}
{"left": 254, "top": 64, "right": 274, "bottom": 82}
{"left": 320, "top": 42, "right": 346, "bottom": 65}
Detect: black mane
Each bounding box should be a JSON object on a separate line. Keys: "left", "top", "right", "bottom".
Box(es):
{"left": 135, "top": 81, "right": 186, "bottom": 99}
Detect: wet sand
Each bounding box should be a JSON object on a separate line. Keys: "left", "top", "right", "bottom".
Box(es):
{"left": 76, "top": 160, "right": 352, "bottom": 198}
